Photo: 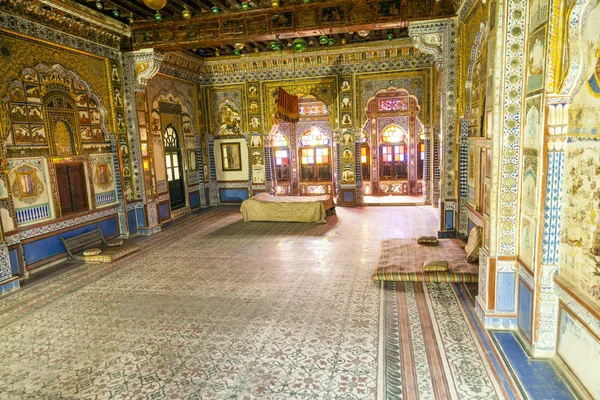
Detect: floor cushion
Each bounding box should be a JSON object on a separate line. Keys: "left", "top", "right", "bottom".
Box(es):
{"left": 423, "top": 260, "right": 449, "bottom": 272}
{"left": 83, "top": 248, "right": 102, "bottom": 256}
{"left": 417, "top": 236, "right": 439, "bottom": 246}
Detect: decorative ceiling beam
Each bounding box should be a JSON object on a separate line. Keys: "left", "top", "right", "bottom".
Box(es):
{"left": 132, "top": 18, "right": 418, "bottom": 50}
{"left": 108, "top": 0, "right": 155, "bottom": 19}
{"left": 130, "top": 0, "right": 454, "bottom": 49}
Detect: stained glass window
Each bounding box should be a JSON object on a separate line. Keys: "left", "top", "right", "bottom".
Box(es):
{"left": 380, "top": 144, "right": 407, "bottom": 180}
{"left": 382, "top": 125, "right": 407, "bottom": 143}
{"left": 378, "top": 98, "right": 407, "bottom": 112}
{"left": 300, "top": 131, "right": 331, "bottom": 182}
{"left": 418, "top": 142, "right": 425, "bottom": 178}
{"left": 273, "top": 133, "right": 288, "bottom": 147}
{"left": 275, "top": 148, "right": 289, "bottom": 181}
{"left": 300, "top": 127, "right": 329, "bottom": 146}
{"left": 299, "top": 103, "right": 328, "bottom": 116}
{"left": 361, "top": 145, "right": 370, "bottom": 180}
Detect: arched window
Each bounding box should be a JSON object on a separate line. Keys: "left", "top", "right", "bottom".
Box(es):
{"left": 380, "top": 125, "right": 408, "bottom": 180}
{"left": 273, "top": 133, "right": 290, "bottom": 182}
{"left": 299, "top": 127, "right": 331, "bottom": 182}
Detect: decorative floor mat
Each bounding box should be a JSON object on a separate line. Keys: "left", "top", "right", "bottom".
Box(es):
{"left": 378, "top": 281, "right": 507, "bottom": 399}
{"left": 373, "top": 239, "right": 478, "bottom": 283}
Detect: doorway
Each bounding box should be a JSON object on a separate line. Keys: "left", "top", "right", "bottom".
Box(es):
{"left": 56, "top": 163, "right": 88, "bottom": 216}
{"left": 163, "top": 124, "right": 185, "bottom": 210}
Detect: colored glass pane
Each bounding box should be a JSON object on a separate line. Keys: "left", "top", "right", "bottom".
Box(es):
{"left": 378, "top": 98, "right": 407, "bottom": 112}
{"left": 299, "top": 103, "right": 328, "bottom": 116}
{"left": 382, "top": 125, "right": 407, "bottom": 143}
{"left": 300, "top": 127, "right": 329, "bottom": 146}
{"left": 273, "top": 133, "right": 289, "bottom": 147}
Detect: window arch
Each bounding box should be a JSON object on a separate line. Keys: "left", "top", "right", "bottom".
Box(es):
{"left": 299, "top": 127, "right": 331, "bottom": 182}
{"left": 381, "top": 124, "right": 407, "bottom": 143}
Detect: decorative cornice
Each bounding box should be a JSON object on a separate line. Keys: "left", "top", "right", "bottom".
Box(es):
{"left": 38, "top": 0, "right": 130, "bottom": 38}
{"left": 0, "top": 0, "right": 127, "bottom": 49}
{"left": 197, "top": 39, "right": 434, "bottom": 84}
{"left": 159, "top": 51, "right": 204, "bottom": 83}
{"left": 0, "top": 11, "right": 119, "bottom": 58}
{"left": 124, "top": 49, "right": 165, "bottom": 86}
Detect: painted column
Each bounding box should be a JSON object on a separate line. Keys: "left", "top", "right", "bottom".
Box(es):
{"left": 476, "top": 0, "right": 526, "bottom": 329}
{"left": 121, "top": 49, "right": 164, "bottom": 234}
{"left": 410, "top": 20, "right": 458, "bottom": 234}
{"left": 458, "top": 118, "right": 469, "bottom": 237}
{"left": 422, "top": 126, "right": 432, "bottom": 205}
{"left": 0, "top": 147, "right": 20, "bottom": 295}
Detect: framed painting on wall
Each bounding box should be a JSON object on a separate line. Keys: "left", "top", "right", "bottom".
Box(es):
{"left": 486, "top": 148, "right": 492, "bottom": 179}
{"left": 221, "top": 142, "right": 242, "bottom": 171}
{"left": 17, "top": 171, "right": 37, "bottom": 197}
{"left": 188, "top": 149, "right": 197, "bottom": 171}
{"left": 96, "top": 164, "right": 110, "bottom": 185}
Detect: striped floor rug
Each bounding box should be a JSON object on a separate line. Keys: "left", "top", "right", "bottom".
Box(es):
{"left": 378, "top": 281, "right": 510, "bottom": 400}
{"left": 373, "top": 239, "right": 478, "bottom": 283}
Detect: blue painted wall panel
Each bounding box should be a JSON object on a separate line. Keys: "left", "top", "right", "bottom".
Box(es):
{"left": 128, "top": 210, "right": 137, "bottom": 234}
{"left": 219, "top": 189, "right": 247, "bottom": 203}
{"left": 343, "top": 191, "right": 354, "bottom": 203}
{"left": 190, "top": 192, "right": 200, "bottom": 208}
{"left": 136, "top": 207, "right": 146, "bottom": 227}
{"left": 8, "top": 248, "right": 20, "bottom": 276}
{"left": 23, "top": 217, "right": 118, "bottom": 266}
{"left": 518, "top": 281, "right": 533, "bottom": 342}
{"left": 444, "top": 210, "right": 454, "bottom": 230}
{"left": 159, "top": 203, "right": 170, "bottom": 220}
{"left": 495, "top": 272, "right": 516, "bottom": 312}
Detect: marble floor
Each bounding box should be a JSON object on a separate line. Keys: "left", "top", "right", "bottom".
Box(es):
{"left": 0, "top": 206, "right": 574, "bottom": 399}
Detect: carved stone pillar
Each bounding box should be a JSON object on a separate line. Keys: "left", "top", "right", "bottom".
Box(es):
{"left": 121, "top": 49, "right": 164, "bottom": 234}
{"left": 527, "top": 99, "right": 569, "bottom": 357}
{"left": 422, "top": 126, "right": 432, "bottom": 205}
{"left": 410, "top": 20, "right": 457, "bottom": 232}
{"left": 475, "top": 0, "right": 528, "bottom": 329}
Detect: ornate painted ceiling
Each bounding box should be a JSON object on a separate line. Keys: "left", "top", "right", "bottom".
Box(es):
{"left": 74, "top": 0, "right": 458, "bottom": 56}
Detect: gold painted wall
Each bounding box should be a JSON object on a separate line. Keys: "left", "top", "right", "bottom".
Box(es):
{"left": 0, "top": 32, "right": 115, "bottom": 133}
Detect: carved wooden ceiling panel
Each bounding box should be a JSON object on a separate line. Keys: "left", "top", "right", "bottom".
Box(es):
{"left": 75, "top": 0, "right": 457, "bottom": 56}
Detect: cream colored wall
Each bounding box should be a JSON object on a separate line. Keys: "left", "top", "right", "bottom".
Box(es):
{"left": 214, "top": 138, "right": 248, "bottom": 182}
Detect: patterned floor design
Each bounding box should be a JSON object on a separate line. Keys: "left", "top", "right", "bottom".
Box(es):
{"left": 0, "top": 206, "right": 529, "bottom": 399}
{"left": 379, "top": 281, "right": 511, "bottom": 400}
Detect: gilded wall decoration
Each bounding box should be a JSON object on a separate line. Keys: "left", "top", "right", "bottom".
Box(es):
{"left": 357, "top": 72, "right": 429, "bottom": 128}
{"left": 529, "top": 0, "right": 550, "bottom": 33}
{"left": 206, "top": 86, "right": 244, "bottom": 135}
{"left": 3, "top": 63, "right": 110, "bottom": 149}
{"left": 0, "top": 34, "right": 114, "bottom": 134}
{"left": 218, "top": 101, "right": 242, "bottom": 136}
{"left": 520, "top": 214, "right": 537, "bottom": 271}
{"left": 526, "top": 28, "right": 547, "bottom": 93}
{"left": 7, "top": 158, "right": 51, "bottom": 226}
{"left": 521, "top": 150, "right": 539, "bottom": 215}
{"left": 262, "top": 78, "right": 337, "bottom": 132}
{"left": 524, "top": 96, "right": 542, "bottom": 149}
